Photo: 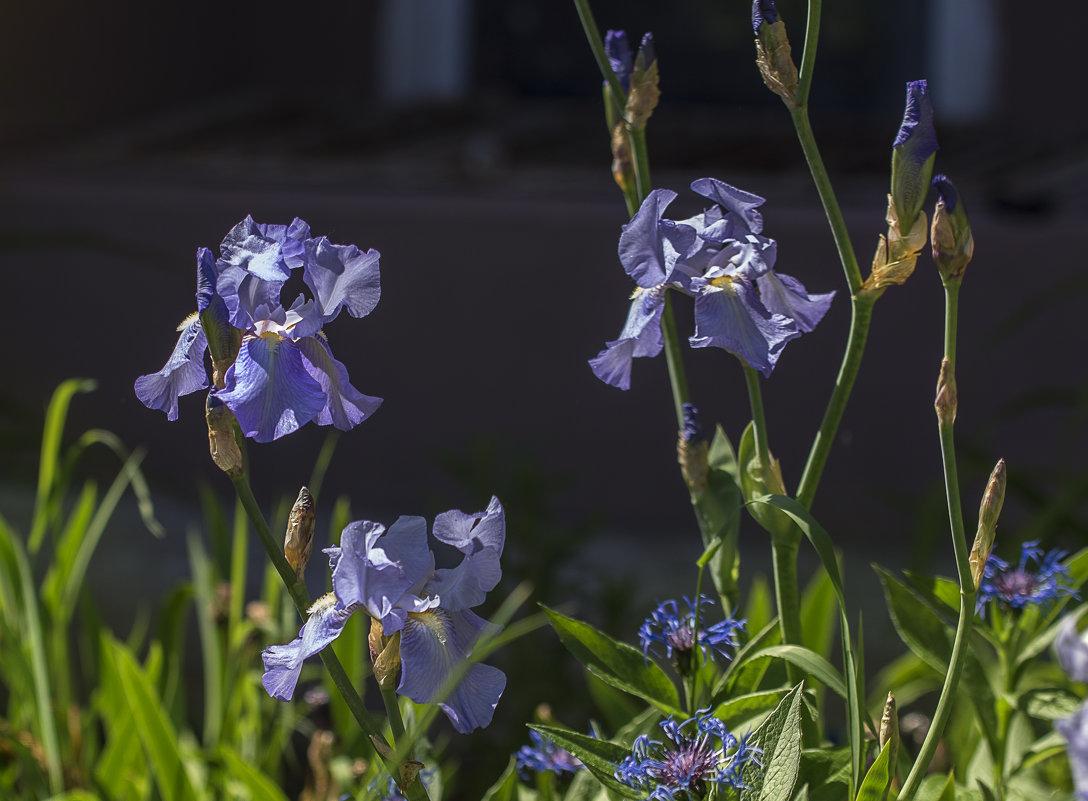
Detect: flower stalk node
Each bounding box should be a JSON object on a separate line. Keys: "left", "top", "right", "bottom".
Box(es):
{"left": 934, "top": 357, "right": 957, "bottom": 426}
{"left": 205, "top": 395, "right": 244, "bottom": 478}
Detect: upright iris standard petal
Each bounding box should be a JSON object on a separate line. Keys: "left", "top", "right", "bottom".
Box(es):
{"left": 217, "top": 334, "right": 327, "bottom": 442}
{"left": 604, "top": 30, "right": 634, "bottom": 91}
{"left": 302, "top": 238, "right": 382, "bottom": 322}
{"left": 218, "top": 215, "right": 309, "bottom": 281}
{"left": 619, "top": 189, "right": 697, "bottom": 287}
{"left": 332, "top": 516, "right": 434, "bottom": 629}
{"left": 756, "top": 271, "right": 835, "bottom": 332}
{"left": 589, "top": 286, "right": 667, "bottom": 390}
{"left": 398, "top": 608, "right": 507, "bottom": 734}
{"left": 690, "top": 274, "right": 799, "bottom": 376}
{"left": 891, "top": 80, "right": 938, "bottom": 226}
{"left": 134, "top": 319, "right": 209, "bottom": 421}
{"left": 261, "top": 595, "right": 352, "bottom": 701}
{"left": 690, "top": 177, "right": 765, "bottom": 235}
{"left": 295, "top": 336, "right": 383, "bottom": 432}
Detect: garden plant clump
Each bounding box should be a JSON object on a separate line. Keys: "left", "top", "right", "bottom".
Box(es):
{"left": 1, "top": 2, "right": 1086, "bottom": 800}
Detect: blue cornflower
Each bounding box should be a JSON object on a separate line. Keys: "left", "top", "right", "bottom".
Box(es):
{"left": 135, "top": 216, "right": 382, "bottom": 442}
{"left": 516, "top": 730, "right": 583, "bottom": 779}
{"left": 261, "top": 497, "right": 507, "bottom": 733}
{"left": 976, "top": 541, "right": 1077, "bottom": 615}
{"left": 615, "top": 711, "right": 760, "bottom": 801}
{"left": 639, "top": 596, "right": 745, "bottom": 674}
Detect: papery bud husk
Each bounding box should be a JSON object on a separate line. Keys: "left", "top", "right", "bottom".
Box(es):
{"left": 969, "top": 459, "right": 1006, "bottom": 589}
{"left": 934, "top": 358, "right": 957, "bottom": 426}
{"left": 931, "top": 176, "right": 974, "bottom": 286}
{"left": 860, "top": 195, "right": 928, "bottom": 296}
{"left": 678, "top": 437, "right": 710, "bottom": 497}
{"left": 206, "top": 394, "right": 244, "bottom": 478}
{"left": 755, "top": 20, "right": 799, "bottom": 107}
{"left": 625, "top": 52, "right": 660, "bottom": 130}
{"left": 284, "top": 486, "right": 316, "bottom": 580}
{"left": 368, "top": 616, "right": 401, "bottom": 691}
{"left": 879, "top": 692, "right": 899, "bottom": 785}
{"left": 611, "top": 119, "right": 635, "bottom": 194}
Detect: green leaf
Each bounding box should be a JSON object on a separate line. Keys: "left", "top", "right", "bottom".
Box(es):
{"left": 481, "top": 757, "right": 521, "bottom": 801}
{"left": 692, "top": 424, "right": 744, "bottom": 605}
{"left": 747, "top": 495, "right": 864, "bottom": 793}
{"left": 875, "top": 566, "right": 1000, "bottom": 756}
{"left": 797, "top": 747, "right": 852, "bottom": 801}
{"left": 719, "top": 617, "right": 781, "bottom": 698}
{"left": 584, "top": 664, "right": 684, "bottom": 716}
{"left": 740, "top": 645, "right": 846, "bottom": 700}
{"left": 740, "top": 682, "right": 804, "bottom": 801}
{"left": 219, "top": 747, "right": 291, "bottom": 801}
{"left": 913, "top": 773, "right": 956, "bottom": 801}
{"left": 104, "top": 637, "right": 199, "bottom": 801}
{"left": 528, "top": 724, "right": 631, "bottom": 798}
{"left": 1020, "top": 687, "right": 1082, "bottom": 721}
{"left": 853, "top": 741, "right": 892, "bottom": 801}
{"left": 542, "top": 606, "right": 680, "bottom": 711}
{"left": 712, "top": 689, "right": 791, "bottom": 730}
{"left": 738, "top": 425, "right": 797, "bottom": 540}
{"left": 801, "top": 569, "right": 838, "bottom": 663}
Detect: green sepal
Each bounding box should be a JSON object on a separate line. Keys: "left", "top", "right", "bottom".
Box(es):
{"left": 541, "top": 606, "right": 681, "bottom": 713}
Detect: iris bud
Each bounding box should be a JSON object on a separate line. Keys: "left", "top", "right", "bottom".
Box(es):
{"left": 931, "top": 174, "right": 974, "bottom": 286}
{"left": 890, "top": 81, "right": 938, "bottom": 230}
{"left": 626, "top": 33, "right": 659, "bottom": 131}
{"left": 206, "top": 394, "right": 244, "bottom": 478}
{"left": 934, "top": 357, "right": 957, "bottom": 426}
{"left": 677, "top": 403, "right": 710, "bottom": 496}
{"left": 284, "top": 486, "right": 316, "bottom": 580}
{"left": 753, "top": 0, "right": 799, "bottom": 107}
{"left": 368, "top": 616, "right": 401, "bottom": 691}
{"left": 969, "top": 459, "right": 1006, "bottom": 590}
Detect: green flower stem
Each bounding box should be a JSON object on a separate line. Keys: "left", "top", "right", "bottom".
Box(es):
{"left": 661, "top": 292, "right": 692, "bottom": 427}
{"left": 573, "top": 0, "right": 627, "bottom": 105}
{"left": 381, "top": 686, "right": 410, "bottom": 752}
{"left": 229, "top": 473, "right": 431, "bottom": 801}
{"left": 899, "top": 286, "right": 974, "bottom": 801}
{"left": 743, "top": 365, "right": 771, "bottom": 472}
{"left": 796, "top": 295, "right": 875, "bottom": 508}
{"left": 796, "top": 0, "right": 823, "bottom": 107}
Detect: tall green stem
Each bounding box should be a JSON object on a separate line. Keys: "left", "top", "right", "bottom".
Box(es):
{"left": 899, "top": 285, "right": 974, "bottom": 800}
{"left": 796, "top": 0, "right": 822, "bottom": 106}
{"left": 230, "top": 474, "right": 431, "bottom": 801}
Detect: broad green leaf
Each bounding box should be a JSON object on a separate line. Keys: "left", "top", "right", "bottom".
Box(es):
{"left": 801, "top": 569, "right": 837, "bottom": 663}
{"left": 740, "top": 682, "right": 804, "bottom": 801}
{"left": 797, "top": 747, "right": 852, "bottom": 801}
{"left": 543, "top": 606, "right": 680, "bottom": 711}
{"left": 529, "top": 724, "right": 631, "bottom": 797}
{"left": 219, "top": 747, "right": 291, "bottom": 801}
{"left": 718, "top": 617, "right": 781, "bottom": 698}
{"left": 712, "top": 689, "right": 790, "bottom": 730}
{"left": 1020, "top": 687, "right": 1082, "bottom": 721}
{"left": 105, "top": 637, "right": 199, "bottom": 801}
{"left": 853, "top": 741, "right": 892, "bottom": 801}
{"left": 584, "top": 664, "right": 684, "bottom": 716}
{"left": 566, "top": 767, "right": 611, "bottom": 801}
{"left": 741, "top": 645, "right": 846, "bottom": 700}
{"left": 913, "top": 773, "right": 956, "bottom": 801}
{"left": 875, "top": 567, "right": 1000, "bottom": 756}
{"left": 745, "top": 575, "right": 774, "bottom": 637}
{"left": 585, "top": 670, "right": 646, "bottom": 731}
{"left": 747, "top": 495, "right": 864, "bottom": 793}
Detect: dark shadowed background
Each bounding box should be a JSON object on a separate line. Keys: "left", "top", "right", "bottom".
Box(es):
{"left": 2, "top": 0, "right": 1087, "bottom": 775}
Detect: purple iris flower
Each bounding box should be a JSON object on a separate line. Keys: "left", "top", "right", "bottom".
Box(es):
{"left": 589, "top": 189, "right": 698, "bottom": 390}
{"left": 135, "top": 216, "right": 382, "bottom": 443}
{"left": 976, "top": 540, "right": 1077, "bottom": 615}
{"left": 1056, "top": 617, "right": 1088, "bottom": 799}
{"left": 605, "top": 30, "right": 634, "bottom": 92}
{"left": 684, "top": 178, "right": 832, "bottom": 376}
{"left": 614, "top": 710, "right": 760, "bottom": 801}
{"left": 261, "top": 497, "right": 507, "bottom": 734}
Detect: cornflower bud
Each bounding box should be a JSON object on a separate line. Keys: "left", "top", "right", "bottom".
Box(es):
{"left": 753, "top": 0, "right": 799, "bottom": 107}
{"left": 931, "top": 174, "right": 974, "bottom": 286}
{"left": 677, "top": 403, "right": 710, "bottom": 496}
{"left": 969, "top": 459, "right": 1006, "bottom": 590}
{"left": 284, "top": 486, "right": 316, "bottom": 580}
{"left": 934, "top": 357, "right": 957, "bottom": 426}
{"left": 206, "top": 394, "right": 244, "bottom": 478}
{"left": 890, "top": 80, "right": 938, "bottom": 230}
{"left": 368, "top": 616, "right": 401, "bottom": 692}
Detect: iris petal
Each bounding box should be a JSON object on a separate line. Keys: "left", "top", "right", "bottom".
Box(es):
{"left": 217, "top": 335, "right": 326, "bottom": 442}
{"left": 261, "top": 598, "right": 352, "bottom": 701}
{"left": 756, "top": 271, "right": 834, "bottom": 332}
{"left": 588, "top": 290, "right": 666, "bottom": 390}
{"left": 218, "top": 215, "right": 308, "bottom": 281}
{"left": 295, "top": 336, "right": 382, "bottom": 432}
{"left": 302, "top": 237, "right": 382, "bottom": 322}
{"left": 398, "top": 608, "right": 506, "bottom": 733}
{"left": 690, "top": 278, "right": 799, "bottom": 376}
{"left": 619, "top": 189, "right": 696, "bottom": 288}
{"left": 690, "top": 178, "right": 765, "bottom": 235}
{"left": 134, "top": 320, "right": 209, "bottom": 420}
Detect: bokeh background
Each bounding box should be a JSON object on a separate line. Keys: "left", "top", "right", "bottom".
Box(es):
{"left": 2, "top": 0, "right": 1087, "bottom": 788}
